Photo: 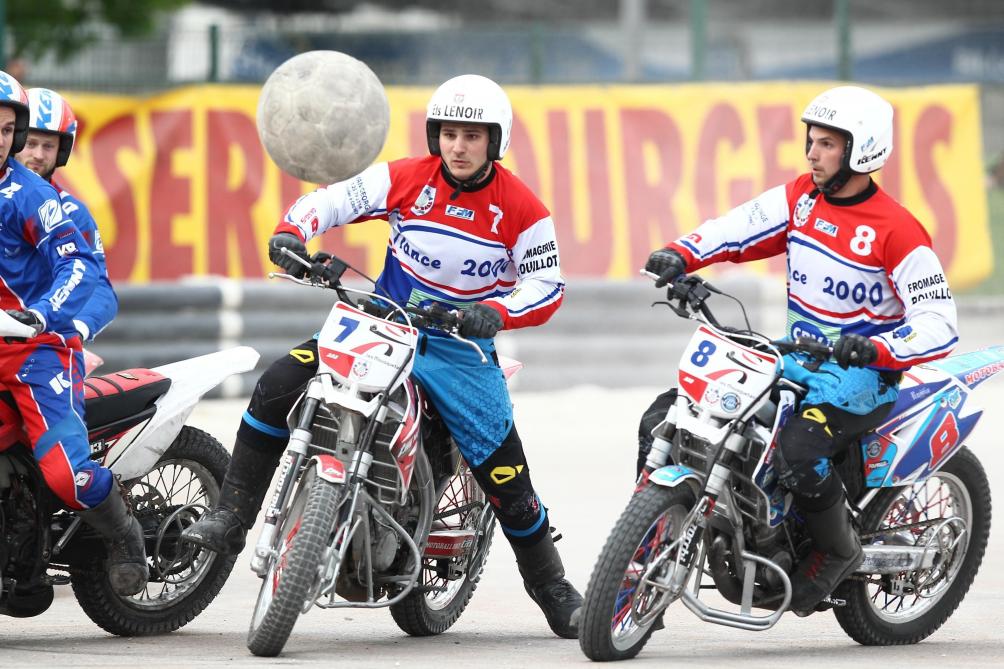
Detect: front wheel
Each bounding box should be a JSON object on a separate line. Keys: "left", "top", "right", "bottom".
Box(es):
{"left": 579, "top": 484, "right": 696, "bottom": 662}
{"left": 835, "top": 446, "right": 991, "bottom": 645}
{"left": 71, "top": 426, "right": 237, "bottom": 636}
{"left": 246, "top": 467, "right": 341, "bottom": 657}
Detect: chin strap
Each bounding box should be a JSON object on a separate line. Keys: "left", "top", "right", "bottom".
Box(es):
{"left": 818, "top": 167, "right": 853, "bottom": 195}
{"left": 448, "top": 160, "right": 492, "bottom": 200}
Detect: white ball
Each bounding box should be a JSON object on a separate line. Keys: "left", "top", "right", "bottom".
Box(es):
{"left": 257, "top": 50, "right": 390, "bottom": 184}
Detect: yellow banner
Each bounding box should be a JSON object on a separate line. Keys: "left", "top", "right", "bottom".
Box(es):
{"left": 59, "top": 83, "right": 989, "bottom": 286}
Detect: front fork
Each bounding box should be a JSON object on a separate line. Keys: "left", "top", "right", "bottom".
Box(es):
{"left": 250, "top": 392, "right": 321, "bottom": 576}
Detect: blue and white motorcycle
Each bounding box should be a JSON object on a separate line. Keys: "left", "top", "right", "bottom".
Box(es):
{"left": 578, "top": 275, "right": 996, "bottom": 661}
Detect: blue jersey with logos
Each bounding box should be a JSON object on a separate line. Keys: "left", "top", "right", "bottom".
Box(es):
{"left": 0, "top": 159, "right": 98, "bottom": 341}
{"left": 53, "top": 180, "right": 117, "bottom": 340}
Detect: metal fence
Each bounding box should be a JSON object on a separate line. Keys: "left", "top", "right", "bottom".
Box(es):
{"left": 14, "top": 3, "right": 1004, "bottom": 158}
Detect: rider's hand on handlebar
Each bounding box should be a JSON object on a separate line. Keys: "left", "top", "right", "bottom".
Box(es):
{"left": 268, "top": 233, "right": 309, "bottom": 278}
{"left": 833, "top": 333, "right": 878, "bottom": 369}
{"left": 645, "top": 248, "right": 687, "bottom": 288}
{"left": 459, "top": 303, "right": 504, "bottom": 339}
{"left": 5, "top": 309, "right": 43, "bottom": 336}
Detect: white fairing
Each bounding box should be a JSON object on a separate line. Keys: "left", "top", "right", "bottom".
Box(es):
{"left": 317, "top": 301, "right": 418, "bottom": 394}
{"left": 677, "top": 325, "right": 778, "bottom": 419}
{"left": 0, "top": 310, "right": 39, "bottom": 338}
{"left": 106, "top": 346, "right": 259, "bottom": 479}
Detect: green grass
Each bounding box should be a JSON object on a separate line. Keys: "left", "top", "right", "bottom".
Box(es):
{"left": 967, "top": 187, "right": 1004, "bottom": 295}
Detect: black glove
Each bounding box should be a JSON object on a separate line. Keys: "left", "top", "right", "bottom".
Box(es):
{"left": 460, "top": 303, "right": 504, "bottom": 339}
{"left": 5, "top": 309, "right": 43, "bottom": 336}
{"left": 645, "top": 248, "right": 687, "bottom": 288}
{"left": 832, "top": 333, "right": 878, "bottom": 369}
{"left": 268, "top": 233, "right": 309, "bottom": 277}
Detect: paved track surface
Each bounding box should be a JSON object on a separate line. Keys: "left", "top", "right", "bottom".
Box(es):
{"left": 3, "top": 339, "right": 1003, "bottom": 667}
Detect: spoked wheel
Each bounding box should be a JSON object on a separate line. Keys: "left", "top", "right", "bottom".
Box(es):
{"left": 390, "top": 462, "right": 495, "bottom": 636}
{"left": 71, "top": 426, "right": 237, "bottom": 635}
{"left": 579, "top": 484, "right": 696, "bottom": 662}
{"left": 247, "top": 466, "right": 341, "bottom": 657}
{"left": 835, "top": 447, "right": 991, "bottom": 645}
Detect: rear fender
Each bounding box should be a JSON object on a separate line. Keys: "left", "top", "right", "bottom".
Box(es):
{"left": 107, "top": 346, "right": 259, "bottom": 479}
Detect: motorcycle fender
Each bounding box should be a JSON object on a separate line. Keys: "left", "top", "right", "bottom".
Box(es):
{"left": 312, "top": 454, "right": 346, "bottom": 484}
{"left": 649, "top": 464, "right": 702, "bottom": 494}
{"left": 107, "top": 346, "right": 260, "bottom": 480}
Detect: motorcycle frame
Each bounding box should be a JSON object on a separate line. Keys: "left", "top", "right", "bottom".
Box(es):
{"left": 250, "top": 286, "right": 441, "bottom": 610}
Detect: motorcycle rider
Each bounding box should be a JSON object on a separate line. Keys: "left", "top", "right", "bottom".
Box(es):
{"left": 183, "top": 74, "right": 583, "bottom": 638}
{"left": 17, "top": 87, "right": 117, "bottom": 342}
{"left": 0, "top": 71, "right": 147, "bottom": 596}
{"left": 640, "top": 85, "right": 958, "bottom": 613}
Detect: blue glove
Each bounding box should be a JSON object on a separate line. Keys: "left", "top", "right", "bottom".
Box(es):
{"left": 645, "top": 248, "right": 687, "bottom": 288}
{"left": 460, "top": 303, "right": 504, "bottom": 339}
{"left": 833, "top": 334, "right": 878, "bottom": 369}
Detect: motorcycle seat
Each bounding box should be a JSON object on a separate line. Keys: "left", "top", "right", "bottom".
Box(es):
{"left": 84, "top": 369, "right": 172, "bottom": 428}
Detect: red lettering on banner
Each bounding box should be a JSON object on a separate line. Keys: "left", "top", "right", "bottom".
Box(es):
{"left": 757, "top": 105, "right": 799, "bottom": 274}
{"left": 621, "top": 109, "right": 683, "bottom": 270}
{"left": 150, "top": 110, "right": 193, "bottom": 279}
{"left": 585, "top": 109, "right": 614, "bottom": 273}
{"left": 279, "top": 171, "right": 305, "bottom": 223}
{"left": 757, "top": 105, "right": 799, "bottom": 189}
{"left": 696, "top": 103, "right": 749, "bottom": 224}
{"left": 91, "top": 115, "right": 139, "bottom": 280}
{"left": 546, "top": 109, "right": 612, "bottom": 274}
{"left": 409, "top": 110, "right": 427, "bottom": 157}
{"left": 915, "top": 105, "right": 956, "bottom": 267}
{"left": 879, "top": 109, "right": 902, "bottom": 201}
{"left": 207, "top": 110, "right": 264, "bottom": 277}
{"left": 508, "top": 115, "right": 540, "bottom": 192}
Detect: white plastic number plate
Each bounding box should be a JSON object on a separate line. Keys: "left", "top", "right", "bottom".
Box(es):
{"left": 677, "top": 326, "right": 778, "bottom": 418}
{"left": 317, "top": 302, "right": 418, "bottom": 392}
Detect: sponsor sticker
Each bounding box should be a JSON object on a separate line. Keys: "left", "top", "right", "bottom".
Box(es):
{"left": 814, "top": 218, "right": 838, "bottom": 236}
{"left": 38, "top": 198, "right": 64, "bottom": 232}
{"left": 445, "top": 204, "right": 475, "bottom": 221}
{"left": 720, "top": 393, "right": 740, "bottom": 413}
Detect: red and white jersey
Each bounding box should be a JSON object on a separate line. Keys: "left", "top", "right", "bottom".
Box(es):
{"left": 276, "top": 156, "right": 563, "bottom": 330}
{"left": 668, "top": 174, "right": 958, "bottom": 370}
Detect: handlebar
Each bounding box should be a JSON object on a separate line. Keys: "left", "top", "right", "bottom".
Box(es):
{"left": 771, "top": 337, "right": 833, "bottom": 362}
{"left": 641, "top": 268, "right": 835, "bottom": 366}
{"left": 359, "top": 299, "right": 462, "bottom": 334}
{"left": 642, "top": 269, "right": 723, "bottom": 328}
{"left": 273, "top": 248, "right": 487, "bottom": 362}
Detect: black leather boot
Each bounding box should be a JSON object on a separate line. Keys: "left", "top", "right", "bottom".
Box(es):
{"left": 78, "top": 487, "right": 149, "bottom": 596}
{"left": 182, "top": 439, "right": 280, "bottom": 555}
{"left": 789, "top": 497, "right": 864, "bottom": 613}
{"left": 511, "top": 533, "right": 584, "bottom": 639}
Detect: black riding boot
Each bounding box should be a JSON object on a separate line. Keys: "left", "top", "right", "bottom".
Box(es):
{"left": 789, "top": 496, "right": 864, "bottom": 613}
{"left": 511, "top": 533, "right": 584, "bottom": 639}
{"left": 78, "top": 486, "right": 149, "bottom": 596}
{"left": 181, "top": 439, "right": 281, "bottom": 555}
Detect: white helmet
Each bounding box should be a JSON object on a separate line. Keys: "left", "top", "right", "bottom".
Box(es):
{"left": 426, "top": 74, "right": 512, "bottom": 161}
{"left": 801, "top": 85, "right": 894, "bottom": 175}
{"left": 0, "top": 70, "right": 30, "bottom": 155}
{"left": 27, "top": 88, "right": 78, "bottom": 168}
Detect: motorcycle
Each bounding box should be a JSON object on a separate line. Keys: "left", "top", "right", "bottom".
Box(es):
{"left": 578, "top": 274, "right": 996, "bottom": 661}
{"left": 0, "top": 309, "right": 259, "bottom": 635}
{"left": 245, "top": 251, "right": 503, "bottom": 657}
